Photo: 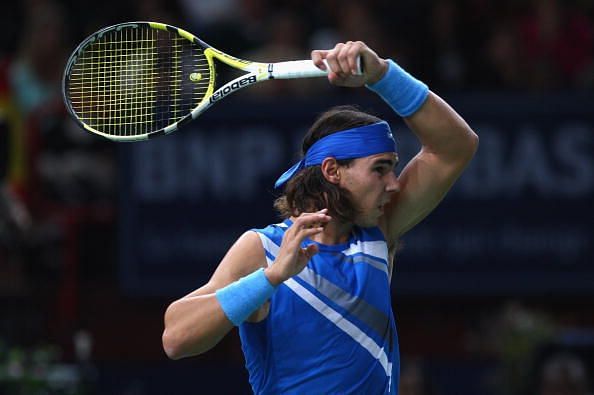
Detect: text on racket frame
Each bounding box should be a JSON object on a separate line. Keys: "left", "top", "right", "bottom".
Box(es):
{"left": 209, "top": 75, "right": 258, "bottom": 103}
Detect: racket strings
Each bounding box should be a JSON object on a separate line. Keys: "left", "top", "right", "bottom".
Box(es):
{"left": 67, "top": 26, "right": 210, "bottom": 136}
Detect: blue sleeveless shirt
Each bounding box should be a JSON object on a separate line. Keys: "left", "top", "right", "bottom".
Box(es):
{"left": 240, "top": 219, "right": 399, "bottom": 394}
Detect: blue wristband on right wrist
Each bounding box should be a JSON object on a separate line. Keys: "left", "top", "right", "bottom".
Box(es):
{"left": 366, "top": 59, "right": 429, "bottom": 117}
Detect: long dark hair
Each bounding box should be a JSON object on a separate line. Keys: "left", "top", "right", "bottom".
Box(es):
{"left": 274, "top": 105, "right": 382, "bottom": 222}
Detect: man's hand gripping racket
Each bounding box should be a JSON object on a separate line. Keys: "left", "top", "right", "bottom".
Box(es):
{"left": 312, "top": 41, "right": 387, "bottom": 88}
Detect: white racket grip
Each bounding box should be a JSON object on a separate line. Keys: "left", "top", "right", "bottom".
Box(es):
{"left": 271, "top": 58, "right": 362, "bottom": 79}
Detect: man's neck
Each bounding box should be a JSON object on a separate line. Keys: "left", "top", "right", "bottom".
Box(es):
{"left": 309, "top": 219, "right": 353, "bottom": 245}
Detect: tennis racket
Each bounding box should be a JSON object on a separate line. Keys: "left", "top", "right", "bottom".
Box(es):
{"left": 62, "top": 21, "right": 362, "bottom": 142}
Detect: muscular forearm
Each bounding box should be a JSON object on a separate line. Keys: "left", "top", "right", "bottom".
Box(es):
{"left": 367, "top": 58, "right": 477, "bottom": 167}
{"left": 405, "top": 92, "right": 478, "bottom": 165}
{"left": 162, "top": 292, "right": 233, "bottom": 359}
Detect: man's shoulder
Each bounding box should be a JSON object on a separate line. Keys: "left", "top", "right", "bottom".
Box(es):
{"left": 251, "top": 220, "right": 290, "bottom": 243}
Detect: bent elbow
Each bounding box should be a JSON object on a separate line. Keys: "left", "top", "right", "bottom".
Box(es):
{"left": 467, "top": 129, "right": 479, "bottom": 157}
{"left": 458, "top": 127, "right": 479, "bottom": 164}
{"left": 162, "top": 325, "right": 213, "bottom": 360}
{"left": 470, "top": 129, "right": 479, "bottom": 150}
{"left": 162, "top": 329, "right": 184, "bottom": 360}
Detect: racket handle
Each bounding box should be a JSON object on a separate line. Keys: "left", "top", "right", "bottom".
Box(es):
{"left": 271, "top": 58, "right": 363, "bottom": 79}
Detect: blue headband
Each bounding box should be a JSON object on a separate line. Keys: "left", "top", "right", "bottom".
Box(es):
{"left": 274, "top": 121, "right": 397, "bottom": 188}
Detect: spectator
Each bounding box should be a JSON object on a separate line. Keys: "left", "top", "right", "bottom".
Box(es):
{"left": 423, "top": 0, "right": 466, "bottom": 90}
{"left": 517, "top": 0, "right": 594, "bottom": 90}
{"left": 483, "top": 22, "right": 522, "bottom": 89}
{"left": 400, "top": 358, "right": 433, "bottom": 395}
{"left": 539, "top": 353, "right": 592, "bottom": 395}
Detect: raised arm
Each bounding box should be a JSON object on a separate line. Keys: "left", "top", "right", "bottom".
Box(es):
{"left": 312, "top": 41, "right": 478, "bottom": 245}
{"left": 384, "top": 91, "right": 478, "bottom": 240}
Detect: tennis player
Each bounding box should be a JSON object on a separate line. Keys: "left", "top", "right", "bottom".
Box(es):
{"left": 162, "top": 41, "right": 478, "bottom": 394}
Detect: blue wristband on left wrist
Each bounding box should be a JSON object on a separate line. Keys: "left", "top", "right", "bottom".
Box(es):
{"left": 366, "top": 59, "right": 429, "bottom": 117}
{"left": 215, "top": 268, "right": 276, "bottom": 326}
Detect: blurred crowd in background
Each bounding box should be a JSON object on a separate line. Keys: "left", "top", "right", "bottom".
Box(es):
{"left": 0, "top": 0, "right": 593, "bottom": 394}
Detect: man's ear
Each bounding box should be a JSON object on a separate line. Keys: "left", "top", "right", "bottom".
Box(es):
{"left": 321, "top": 157, "right": 341, "bottom": 184}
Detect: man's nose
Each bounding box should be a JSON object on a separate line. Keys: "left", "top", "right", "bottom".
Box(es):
{"left": 386, "top": 172, "right": 400, "bottom": 193}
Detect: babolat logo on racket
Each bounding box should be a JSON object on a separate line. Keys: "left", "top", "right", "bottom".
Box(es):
{"left": 209, "top": 75, "right": 257, "bottom": 103}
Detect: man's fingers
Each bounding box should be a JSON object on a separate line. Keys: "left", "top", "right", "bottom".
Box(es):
{"left": 314, "top": 41, "right": 372, "bottom": 86}
{"left": 328, "top": 72, "right": 347, "bottom": 85}
{"left": 303, "top": 226, "right": 325, "bottom": 236}
{"left": 280, "top": 209, "right": 330, "bottom": 257}
{"left": 311, "top": 50, "right": 328, "bottom": 70}
{"left": 325, "top": 43, "right": 344, "bottom": 75}
{"left": 281, "top": 225, "right": 323, "bottom": 256}
{"left": 346, "top": 42, "right": 364, "bottom": 75}
{"left": 302, "top": 244, "right": 319, "bottom": 259}
{"left": 335, "top": 42, "right": 353, "bottom": 76}
{"left": 293, "top": 209, "right": 329, "bottom": 221}
{"left": 301, "top": 208, "right": 328, "bottom": 215}
{"left": 295, "top": 227, "right": 325, "bottom": 246}
{"left": 293, "top": 212, "right": 331, "bottom": 230}
{"left": 285, "top": 224, "right": 323, "bottom": 242}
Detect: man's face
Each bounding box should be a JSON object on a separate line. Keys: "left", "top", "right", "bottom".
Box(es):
{"left": 339, "top": 152, "right": 400, "bottom": 227}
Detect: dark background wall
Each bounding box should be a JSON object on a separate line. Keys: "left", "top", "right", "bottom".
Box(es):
{"left": 1, "top": 0, "right": 593, "bottom": 394}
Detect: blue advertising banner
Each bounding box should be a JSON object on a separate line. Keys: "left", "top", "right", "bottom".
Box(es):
{"left": 119, "top": 94, "right": 594, "bottom": 296}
